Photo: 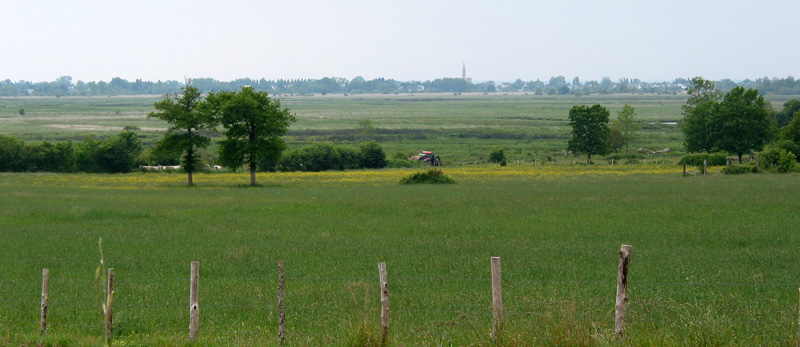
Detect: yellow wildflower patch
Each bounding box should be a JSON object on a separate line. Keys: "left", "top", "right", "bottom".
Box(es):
{"left": 0, "top": 164, "right": 684, "bottom": 190}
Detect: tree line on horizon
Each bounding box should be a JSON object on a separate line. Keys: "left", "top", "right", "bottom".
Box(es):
{"left": 2, "top": 75, "right": 800, "bottom": 97}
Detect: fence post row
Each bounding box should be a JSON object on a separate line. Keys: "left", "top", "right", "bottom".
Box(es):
{"left": 40, "top": 268, "right": 49, "bottom": 335}
{"left": 491, "top": 257, "right": 503, "bottom": 341}
{"left": 378, "top": 262, "right": 390, "bottom": 344}
{"left": 106, "top": 268, "right": 115, "bottom": 343}
{"left": 278, "top": 261, "right": 286, "bottom": 345}
{"left": 29, "top": 248, "right": 646, "bottom": 342}
{"left": 189, "top": 261, "right": 199, "bottom": 342}
{"left": 615, "top": 245, "right": 632, "bottom": 340}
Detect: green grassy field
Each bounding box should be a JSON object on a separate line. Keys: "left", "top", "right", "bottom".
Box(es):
{"left": 0, "top": 93, "right": 715, "bottom": 165}
{"left": 1, "top": 168, "right": 799, "bottom": 346}
{"left": 2, "top": 93, "right": 795, "bottom": 165}
{"left": 1, "top": 94, "right": 798, "bottom": 345}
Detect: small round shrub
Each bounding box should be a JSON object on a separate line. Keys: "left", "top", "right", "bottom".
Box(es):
{"left": 721, "top": 163, "right": 758, "bottom": 175}
{"left": 387, "top": 159, "right": 413, "bottom": 168}
{"left": 399, "top": 169, "right": 456, "bottom": 184}
{"left": 489, "top": 146, "right": 506, "bottom": 164}
{"left": 679, "top": 152, "right": 727, "bottom": 166}
{"left": 393, "top": 151, "right": 409, "bottom": 160}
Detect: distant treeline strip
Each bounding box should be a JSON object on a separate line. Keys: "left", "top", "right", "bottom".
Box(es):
{"left": 2, "top": 75, "right": 800, "bottom": 97}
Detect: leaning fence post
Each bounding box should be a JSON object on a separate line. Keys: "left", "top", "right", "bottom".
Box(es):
{"left": 378, "top": 262, "right": 390, "bottom": 343}
{"left": 40, "top": 268, "right": 49, "bottom": 335}
{"left": 615, "top": 245, "right": 632, "bottom": 340}
{"left": 491, "top": 257, "right": 503, "bottom": 341}
{"left": 106, "top": 268, "right": 114, "bottom": 343}
{"left": 189, "top": 261, "right": 199, "bottom": 342}
{"left": 278, "top": 261, "right": 286, "bottom": 345}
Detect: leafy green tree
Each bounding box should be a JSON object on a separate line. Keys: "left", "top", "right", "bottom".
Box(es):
{"left": 148, "top": 83, "right": 215, "bottom": 186}
{"left": 356, "top": 118, "right": 375, "bottom": 140}
{"left": 781, "top": 111, "right": 800, "bottom": 146}
{"left": 613, "top": 104, "right": 640, "bottom": 153}
{"left": 681, "top": 77, "right": 723, "bottom": 153}
{"left": 206, "top": 87, "right": 296, "bottom": 185}
{"left": 568, "top": 104, "right": 611, "bottom": 164}
{"left": 712, "top": 87, "right": 775, "bottom": 162}
{"left": 775, "top": 99, "right": 800, "bottom": 127}
{"left": 608, "top": 127, "right": 625, "bottom": 153}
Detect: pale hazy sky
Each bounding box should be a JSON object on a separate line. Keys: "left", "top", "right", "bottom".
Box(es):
{"left": 2, "top": 0, "right": 798, "bottom": 83}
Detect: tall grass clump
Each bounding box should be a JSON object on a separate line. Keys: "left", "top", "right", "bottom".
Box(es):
{"left": 399, "top": 168, "right": 455, "bottom": 184}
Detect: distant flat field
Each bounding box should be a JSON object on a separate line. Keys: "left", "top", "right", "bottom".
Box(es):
{"left": 0, "top": 93, "right": 793, "bottom": 164}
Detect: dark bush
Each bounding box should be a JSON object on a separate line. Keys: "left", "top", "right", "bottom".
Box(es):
{"left": 0, "top": 134, "right": 26, "bottom": 171}
{"left": 489, "top": 146, "right": 506, "bottom": 164}
{"left": 679, "top": 152, "right": 727, "bottom": 166}
{"left": 279, "top": 143, "right": 343, "bottom": 172}
{"left": 336, "top": 146, "right": 363, "bottom": 170}
{"left": 359, "top": 141, "right": 387, "bottom": 169}
{"left": 759, "top": 146, "right": 798, "bottom": 173}
{"left": 279, "top": 142, "right": 390, "bottom": 172}
{"left": 392, "top": 151, "right": 409, "bottom": 160}
{"left": 722, "top": 163, "right": 758, "bottom": 174}
{"left": 399, "top": 169, "right": 456, "bottom": 184}
{"left": 768, "top": 140, "right": 800, "bottom": 162}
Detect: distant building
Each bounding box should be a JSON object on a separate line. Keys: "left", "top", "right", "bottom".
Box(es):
{"left": 462, "top": 62, "right": 472, "bottom": 83}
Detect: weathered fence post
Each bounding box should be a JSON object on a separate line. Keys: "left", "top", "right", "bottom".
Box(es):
{"left": 378, "top": 262, "right": 390, "bottom": 343}
{"left": 491, "top": 257, "right": 503, "bottom": 341}
{"left": 40, "top": 268, "right": 49, "bottom": 335}
{"left": 615, "top": 245, "right": 632, "bottom": 340}
{"left": 683, "top": 163, "right": 686, "bottom": 176}
{"left": 189, "top": 261, "right": 199, "bottom": 342}
{"left": 106, "top": 268, "right": 114, "bottom": 343}
{"left": 278, "top": 261, "right": 286, "bottom": 345}
{"left": 703, "top": 159, "right": 707, "bottom": 175}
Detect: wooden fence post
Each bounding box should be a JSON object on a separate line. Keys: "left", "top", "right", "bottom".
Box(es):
{"left": 106, "top": 268, "right": 114, "bottom": 343}
{"left": 703, "top": 159, "right": 707, "bottom": 175}
{"left": 278, "top": 261, "right": 286, "bottom": 345}
{"left": 40, "top": 268, "right": 49, "bottom": 335}
{"left": 491, "top": 257, "right": 503, "bottom": 341}
{"left": 615, "top": 245, "right": 632, "bottom": 340}
{"left": 378, "top": 262, "right": 390, "bottom": 343}
{"left": 683, "top": 163, "right": 686, "bottom": 176}
{"left": 189, "top": 261, "right": 199, "bottom": 342}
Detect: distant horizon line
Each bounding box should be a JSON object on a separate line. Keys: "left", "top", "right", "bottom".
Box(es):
{"left": 3, "top": 74, "right": 797, "bottom": 85}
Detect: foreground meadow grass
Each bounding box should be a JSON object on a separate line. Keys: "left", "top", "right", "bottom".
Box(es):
{"left": 0, "top": 166, "right": 798, "bottom": 346}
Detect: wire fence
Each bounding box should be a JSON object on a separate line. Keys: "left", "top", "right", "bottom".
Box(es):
{"left": 0, "top": 251, "right": 797, "bottom": 344}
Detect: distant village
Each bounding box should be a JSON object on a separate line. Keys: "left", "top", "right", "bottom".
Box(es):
{"left": 1, "top": 66, "right": 798, "bottom": 97}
